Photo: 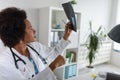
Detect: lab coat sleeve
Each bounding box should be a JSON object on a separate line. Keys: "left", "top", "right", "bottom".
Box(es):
{"left": 29, "top": 38, "right": 70, "bottom": 65}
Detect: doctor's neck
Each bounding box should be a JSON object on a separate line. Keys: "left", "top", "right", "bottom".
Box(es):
{"left": 13, "top": 41, "right": 30, "bottom": 58}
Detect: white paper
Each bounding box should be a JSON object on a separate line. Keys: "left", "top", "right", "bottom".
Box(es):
{"left": 31, "top": 67, "right": 57, "bottom": 80}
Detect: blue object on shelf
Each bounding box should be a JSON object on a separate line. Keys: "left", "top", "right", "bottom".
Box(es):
{"left": 54, "top": 24, "right": 61, "bottom": 29}
{"left": 64, "top": 64, "right": 77, "bottom": 79}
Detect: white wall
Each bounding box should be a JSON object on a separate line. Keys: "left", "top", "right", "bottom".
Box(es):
{"left": 111, "top": 51, "right": 120, "bottom": 67}
{"left": 0, "top": 0, "right": 59, "bottom": 9}
{"left": 109, "top": 0, "right": 118, "bottom": 31}
{"left": 73, "top": 0, "right": 113, "bottom": 43}
{"left": 110, "top": 0, "right": 120, "bottom": 67}
{"left": 25, "top": 9, "right": 39, "bottom": 40}
{"left": 0, "top": 0, "right": 113, "bottom": 50}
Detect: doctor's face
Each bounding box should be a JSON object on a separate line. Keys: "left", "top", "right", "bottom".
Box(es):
{"left": 24, "top": 19, "right": 36, "bottom": 43}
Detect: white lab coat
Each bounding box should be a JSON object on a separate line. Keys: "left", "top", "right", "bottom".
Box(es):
{"left": 0, "top": 38, "right": 70, "bottom": 80}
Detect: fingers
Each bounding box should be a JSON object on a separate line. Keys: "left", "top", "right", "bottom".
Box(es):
{"left": 63, "top": 22, "right": 72, "bottom": 40}
{"left": 66, "top": 22, "right": 72, "bottom": 33}
{"left": 65, "top": 23, "right": 71, "bottom": 33}
{"left": 65, "top": 22, "right": 72, "bottom": 29}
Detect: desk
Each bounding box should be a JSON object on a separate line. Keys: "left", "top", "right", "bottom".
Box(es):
{"left": 78, "top": 68, "right": 105, "bottom": 80}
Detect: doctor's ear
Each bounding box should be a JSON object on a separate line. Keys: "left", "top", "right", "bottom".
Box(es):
{"left": 19, "top": 40, "right": 23, "bottom": 44}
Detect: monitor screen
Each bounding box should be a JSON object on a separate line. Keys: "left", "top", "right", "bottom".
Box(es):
{"left": 62, "top": 2, "right": 77, "bottom": 32}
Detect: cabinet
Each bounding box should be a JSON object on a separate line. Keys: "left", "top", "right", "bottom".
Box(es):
{"left": 78, "top": 42, "right": 112, "bottom": 69}
{"left": 39, "top": 7, "right": 81, "bottom": 80}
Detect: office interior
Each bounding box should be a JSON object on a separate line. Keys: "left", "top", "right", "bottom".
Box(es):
{"left": 0, "top": 0, "right": 120, "bottom": 80}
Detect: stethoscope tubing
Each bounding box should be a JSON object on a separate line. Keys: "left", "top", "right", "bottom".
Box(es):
{"left": 10, "top": 45, "right": 47, "bottom": 69}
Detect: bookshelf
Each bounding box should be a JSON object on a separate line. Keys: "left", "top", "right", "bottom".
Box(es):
{"left": 66, "top": 48, "right": 77, "bottom": 64}
{"left": 39, "top": 6, "right": 81, "bottom": 80}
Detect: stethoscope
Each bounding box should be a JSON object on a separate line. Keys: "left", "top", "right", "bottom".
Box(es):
{"left": 10, "top": 45, "right": 47, "bottom": 69}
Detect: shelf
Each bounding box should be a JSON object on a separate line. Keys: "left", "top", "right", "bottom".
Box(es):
{"left": 65, "top": 62, "right": 77, "bottom": 66}
{"left": 51, "top": 7, "right": 81, "bottom": 30}
{"left": 39, "top": 6, "right": 81, "bottom": 80}
{"left": 50, "top": 31, "right": 64, "bottom": 47}
{"left": 55, "top": 62, "right": 77, "bottom": 69}
{"left": 65, "top": 48, "right": 78, "bottom": 65}
{"left": 51, "top": 29, "right": 64, "bottom": 32}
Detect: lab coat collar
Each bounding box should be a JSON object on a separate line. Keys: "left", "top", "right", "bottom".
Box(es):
{"left": 10, "top": 48, "right": 28, "bottom": 60}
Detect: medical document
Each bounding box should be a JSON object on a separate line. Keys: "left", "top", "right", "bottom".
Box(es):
{"left": 31, "top": 67, "right": 57, "bottom": 80}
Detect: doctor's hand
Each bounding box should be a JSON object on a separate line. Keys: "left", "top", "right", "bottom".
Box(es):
{"left": 63, "top": 22, "right": 72, "bottom": 40}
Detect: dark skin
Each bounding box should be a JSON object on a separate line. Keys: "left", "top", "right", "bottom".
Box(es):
{"left": 63, "top": 22, "right": 72, "bottom": 40}
{"left": 13, "top": 19, "right": 72, "bottom": 59}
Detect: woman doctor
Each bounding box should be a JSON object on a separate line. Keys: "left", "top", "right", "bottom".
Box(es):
{"left": 0, "top": 7, "right": 72, "bottom": 80}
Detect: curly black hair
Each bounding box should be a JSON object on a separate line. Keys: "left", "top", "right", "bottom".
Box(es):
{"left": 0, "top": 7, "right": 27, "bottom": 47}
